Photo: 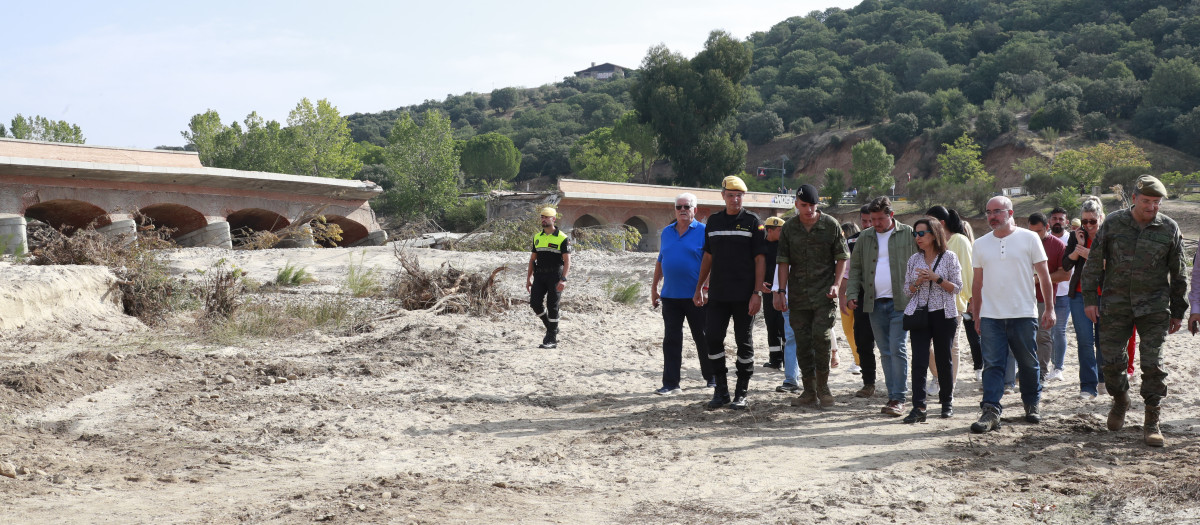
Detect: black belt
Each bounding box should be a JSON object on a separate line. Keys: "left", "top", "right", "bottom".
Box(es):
{"left": 875, "top": 298, "right": 893, "bottom": 303}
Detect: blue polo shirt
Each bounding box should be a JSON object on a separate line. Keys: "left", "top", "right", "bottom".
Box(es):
{"left": 657, "top": 220, "right": 706, "bottom": 299}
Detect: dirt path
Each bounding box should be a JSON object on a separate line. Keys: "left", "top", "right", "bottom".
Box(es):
{"left": 2, "top": 246, "right": 1199, "bottom": 524}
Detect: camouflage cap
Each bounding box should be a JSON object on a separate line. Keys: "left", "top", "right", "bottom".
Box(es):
{"left": 1135, "top": 175, "right": 1168, "bottom": 198}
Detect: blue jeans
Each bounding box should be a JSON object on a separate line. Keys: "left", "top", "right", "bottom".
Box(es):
{"left": 1052, "top": 295, "right": 1070, "bottom": 369}
{"left": 869, "top": 299, "right": 908, "bottom": 402}
{"left": 1069, "top": 294, "right": 1101, "bottom": 395}
{"left": 782, "top": 310, "right": 799, "bottom": 385}
{"left": 980, "top": 317, "right": 1041, "bottom": 412}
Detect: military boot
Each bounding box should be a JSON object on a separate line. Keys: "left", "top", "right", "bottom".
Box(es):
{"left": 1107, "top": 390, "right": 1130, "bottom": 431}
{"left": 1144, "top": 405, "right": 1165, "bottom": 447}
{"left": 791, "top": 376, "right": 817, "bottom": 406}
{"left": 854, "top": 383, "right": 876, "bottom": 398}
{"left": 816, "top": 371, "right": 835, "bottom": 408}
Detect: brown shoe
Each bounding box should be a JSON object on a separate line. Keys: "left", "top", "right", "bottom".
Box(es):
{"left": 1144, "top": 405, "right": 1165, "bottom": 447}
{"left": 816, "top": 371, "right": 835, "bottom": 408}
{"left": 855, "top": 384, "right": 876, "bottom": 398}
{"left": 1108, "top": 391, "right": 1130, "bottom": 431}
{"left": 881, "top": 400, "right": 904, "bottom": 416}
{"left": 791, "top": 376, "right": 817, "bottom": 406}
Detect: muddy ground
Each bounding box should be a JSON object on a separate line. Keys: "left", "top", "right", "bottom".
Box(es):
{"left": 2, "top": 221, "right": 1199, "bottom": 524}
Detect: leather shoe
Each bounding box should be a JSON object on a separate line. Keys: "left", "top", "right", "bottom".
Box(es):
{"left": 881, "top": 400, "right": 904, "bottom": 416}
{"left": 706, "top": 393, "right": 730, "bottom": 410}
{"left": 902, "top": 407, "right": 927, "bottom": 424}
{"left": 940, "top": 405, "right": 954, "bottom": 419}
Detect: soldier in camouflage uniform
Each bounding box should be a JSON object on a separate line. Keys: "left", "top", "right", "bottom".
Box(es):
{"left": 1081, "top": 175, "right": 1188, "bottom": 447}
{"left": 772, "top": 184, "right": 851, "bottom": 408}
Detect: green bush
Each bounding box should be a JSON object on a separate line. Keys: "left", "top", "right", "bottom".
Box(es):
{"left": 1081, "top": 112, "right": 1110, "bottom": 140}
{"left": 441, "top": 197, "right": 488, "bottom": 232}
{"left": 603, "top": 277, "right": 642, "bottom": 305}
{"left": 343, "top": 252, "right": 383, "bottom": 297}
{"left": 275, "top": 262, "right": 314, "bottom": 286}
{"left": 1045, "top": 186, "right": 1082, "bottom": 216}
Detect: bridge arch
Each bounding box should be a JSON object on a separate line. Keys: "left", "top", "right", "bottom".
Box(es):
{"left": 573, "top": 213, "right": 603, "bottom": 229}
{"left": 135, "top": 203, "right": 207, "bottom": 239}
{"left": 228, "top": 208, "right": 290, "bottom": 235}
{"left": 623, "top": 215, "right": 657, "bottom": 252}
{"left": 24, "top": 199, "right": 111, "bottom": 232}
{"left": 321, "top": 215, "right": 369, "bottom": 247}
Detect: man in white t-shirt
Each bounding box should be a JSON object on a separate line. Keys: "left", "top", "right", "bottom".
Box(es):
{"left": 969, "top": 196, "right": 1056, "bottom": 433}
{"left": 1045, "top": 207, "right": 1072, "bottom": 381}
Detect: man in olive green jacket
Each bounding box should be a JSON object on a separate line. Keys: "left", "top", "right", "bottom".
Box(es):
{"left": 843, "top": 196, "right": 919, "bottom": 416}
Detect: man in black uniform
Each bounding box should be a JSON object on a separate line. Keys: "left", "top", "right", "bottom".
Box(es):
{"left": 761, "top": 216, "right": 786, "bottom": 369}
{"left": 694, "top": 175, "right": 766, "bottom": 410}
{"left": 526, "top": 207, "right": 571, "bottom": 349}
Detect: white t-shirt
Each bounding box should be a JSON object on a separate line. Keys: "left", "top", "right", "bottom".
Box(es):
{"left": 1054, "top": 231, "right": 1071, "bottom": 297}
{"left": 874, "top": 227, "right": 894, "bottom": 299}
{"left": 972, "top": 227, "right": 1048, "bottom": 319}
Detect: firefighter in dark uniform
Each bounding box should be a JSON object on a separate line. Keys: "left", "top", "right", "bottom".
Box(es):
{"left": 694, "top": 175, "right": 767, "bottom": 410}
{"left": 761, "top": 216, "right": 787, "bottom": 369}
{"left": 526, "top": 207, "right": 571, "bottom": 349}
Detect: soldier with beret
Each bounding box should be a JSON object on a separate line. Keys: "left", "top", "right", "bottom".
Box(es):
{"left": 773, "top": 184, "right": 850, "bottom": 408}
{"left": 694, "top": 175, "right": 767, "bottom": 410}
{"left": 1081, "top": 175, "right": 1188, "bottom": 447}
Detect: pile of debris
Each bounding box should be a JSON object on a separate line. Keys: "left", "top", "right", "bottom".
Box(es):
{"left": 390, "top": 246, "right": 510, "bottom": 315}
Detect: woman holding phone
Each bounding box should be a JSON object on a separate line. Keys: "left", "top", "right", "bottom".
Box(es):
{"left": 1062, "top": 196, "right": 1104, "bottom": 399}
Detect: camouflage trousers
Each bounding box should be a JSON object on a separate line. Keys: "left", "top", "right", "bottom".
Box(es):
{"left": 1097, "top": 306, "right": 1170, "bottom": 406}
{"left": 788, "top": 303, "right": 838, "bottom": 375}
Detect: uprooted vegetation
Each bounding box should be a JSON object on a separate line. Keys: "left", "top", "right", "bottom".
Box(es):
{"left": 390, "top": 245, "right": 510, "bottom": 315}
{"left": 27, "top": 224, "right": 184, "bottom": 325}
{"left": 447, "top": 206, "right": 641, "bottom": 252}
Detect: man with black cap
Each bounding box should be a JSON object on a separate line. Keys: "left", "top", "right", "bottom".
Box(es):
{"left": 694, "top": 175, "right": 767, "bottom": 410}
{"left": 1081, "top": 175, "right": 1188, "bottom": 447}
{"left": 773, "top": 184, "right": 850, "bottom": 408}
{"left": 526, "top": 207, "right": 571, "bottom": 349}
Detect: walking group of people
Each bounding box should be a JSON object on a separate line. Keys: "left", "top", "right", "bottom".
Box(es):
{"left": 529, "top": 173, "right": 1199, "bottom": 447}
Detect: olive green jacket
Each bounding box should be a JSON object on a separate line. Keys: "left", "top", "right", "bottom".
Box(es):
{"left": 1081, "top": 207, "right": 1188, "bottom": 319}
{"left": 846, "top": 221, "right": 919, "bottom": 313}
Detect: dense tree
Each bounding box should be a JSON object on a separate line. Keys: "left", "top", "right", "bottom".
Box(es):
{"left": 568, "top": 127, "right": 641, "bottom": 183}
{"left": 1142, "top": 57, "right": 1200, "bottom": 110}
{"left": 489, "top": 87, "right": 523, "bottom": 113}
{"left": 937, "top": 133, "right": 992, "bottom": 184}
{"left": 849, "top": 138, "right": 894, "bottom": 202}
{"left": 460, "top": 132, "right": 521, "bottom": 185}
{"left": 739, "top": 111, "right": 785, "bottom": 145}
{"left": 841, "top": 66, "right": 895, "bottom": 122}
{"left": 631, "top": 31, "right": 751, "bottom": 186}
{"left": 285, "top": 98, "right": 361, "bottom": 179}
{"left": 381, "top": 111, "right": 460, "bottom": 219}
{"left": 821, "top": 168, "right": 846, "bottom": 206}
{"left": 6, "top": 114, "right": 85, "bottom": 144}
{"left": 611, "top": 110, "right": 658, "bottom": 182}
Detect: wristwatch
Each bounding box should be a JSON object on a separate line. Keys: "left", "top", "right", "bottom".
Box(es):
{"left": 936, "top": 277, "right": 944, "bottom": 284}
{"left": 560, "top": 276, "right": 568, "bottom": 281}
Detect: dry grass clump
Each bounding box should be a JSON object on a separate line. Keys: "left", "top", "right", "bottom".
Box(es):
{"left": 27, "top": 224, "right": 183, "bottom": 325}
{"left": 390, "top": 246, "right": 510, "bottom": 315}
{"left": 200, "top": 297, "right": 371, "bottom": 344}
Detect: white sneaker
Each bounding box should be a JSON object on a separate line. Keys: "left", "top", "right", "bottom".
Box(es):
{"left": 927, "top": 380, "right": 940, "bottom": 396}
{"left": 1003, "top": 385, "right": 1015, "bottom": 395}
{"left": 974, "top": 369, "right": 983, "bottom": 382}
{"left": 1046, "top": 369, "right": 1063, "bottom": 382}
{"left": 1078, "top": 391, "right": 1097, "bottom": 400}
{"left": 848, "top": 364, "right": 862, "bottom": 375}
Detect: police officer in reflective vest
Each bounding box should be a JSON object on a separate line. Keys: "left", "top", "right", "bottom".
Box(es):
{"left": 526, "top": 207, "right": 572, "bottom": 349}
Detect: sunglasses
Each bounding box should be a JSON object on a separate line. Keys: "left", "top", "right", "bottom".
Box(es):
{"left": 1080, "top": 219, "right": 1097, "bottom": 225}
{"left": 675, "top": 205, "right": 693, "bottom": 210}
{"left": 913, "top": 230, "right": 931, "bottom": 238}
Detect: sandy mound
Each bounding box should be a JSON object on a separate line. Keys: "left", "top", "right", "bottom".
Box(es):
{"left": 0, "top": 262, "right": 142, "bottom": 333}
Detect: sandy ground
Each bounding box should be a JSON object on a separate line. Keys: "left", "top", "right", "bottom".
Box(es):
{"left": 2, "top": 242, "right": 1200, "bottom": 524}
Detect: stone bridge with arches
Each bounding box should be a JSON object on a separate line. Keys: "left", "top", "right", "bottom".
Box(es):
{"left": 0, "top": 139, "right": 386, "bottom": 254}
{"left": 524, "top": 179, "right": 797, "bottom": 252}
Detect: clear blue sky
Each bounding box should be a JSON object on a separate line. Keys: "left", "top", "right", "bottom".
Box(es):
{"left": 3, "top": 0, "right": 860, "bottom": 149}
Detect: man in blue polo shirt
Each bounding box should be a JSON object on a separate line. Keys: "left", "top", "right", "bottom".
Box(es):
{"left": 651, "top": 192, "right": 711, "bottom": 394}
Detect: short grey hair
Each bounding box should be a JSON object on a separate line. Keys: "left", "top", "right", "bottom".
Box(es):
{"left": 1080, "top": 195, "right": 1104, "bottom": 216}
{"left": 675, "top": 192, "right": 697, "bottom": 208}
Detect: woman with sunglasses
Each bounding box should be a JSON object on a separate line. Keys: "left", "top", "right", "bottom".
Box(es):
{"left": 901, "top": 218, "right": 962, "bottom": 422}
{"left": 1062, "top": 196, "right": 1104, "bottom": 399}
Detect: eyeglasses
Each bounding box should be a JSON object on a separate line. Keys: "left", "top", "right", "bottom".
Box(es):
{"left": 984, "top": 209, "right": 1010, "bottom": 216}
{"left": 1080, "top": 219, "right": 1097, "bottom": 225}
{"left": 913, "top": 230, "right": 931, "bottom": 238}
{"left": 675, "top": 205, "right": 692, "bottom": 210}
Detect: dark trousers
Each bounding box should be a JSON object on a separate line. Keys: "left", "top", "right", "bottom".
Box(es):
{"left": 530, "top": 273, "right": 561, "bottom": 334}
{"left": 964, "top": 316, "right": 983, "bottom": 371}
{"left": 853, "top": 307, "right": 877, "bottom": 385}
{"left": 661, "top": 298, "right": 711, "bottom": 389}
{"left": 910, "top": 312, "right": 958, "bottom": 409}
{"left": 763, "top": 297, "right": 785, "bottom": 361}
{"left": 705, "top": 299, "right": 755, "bottom": 395}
